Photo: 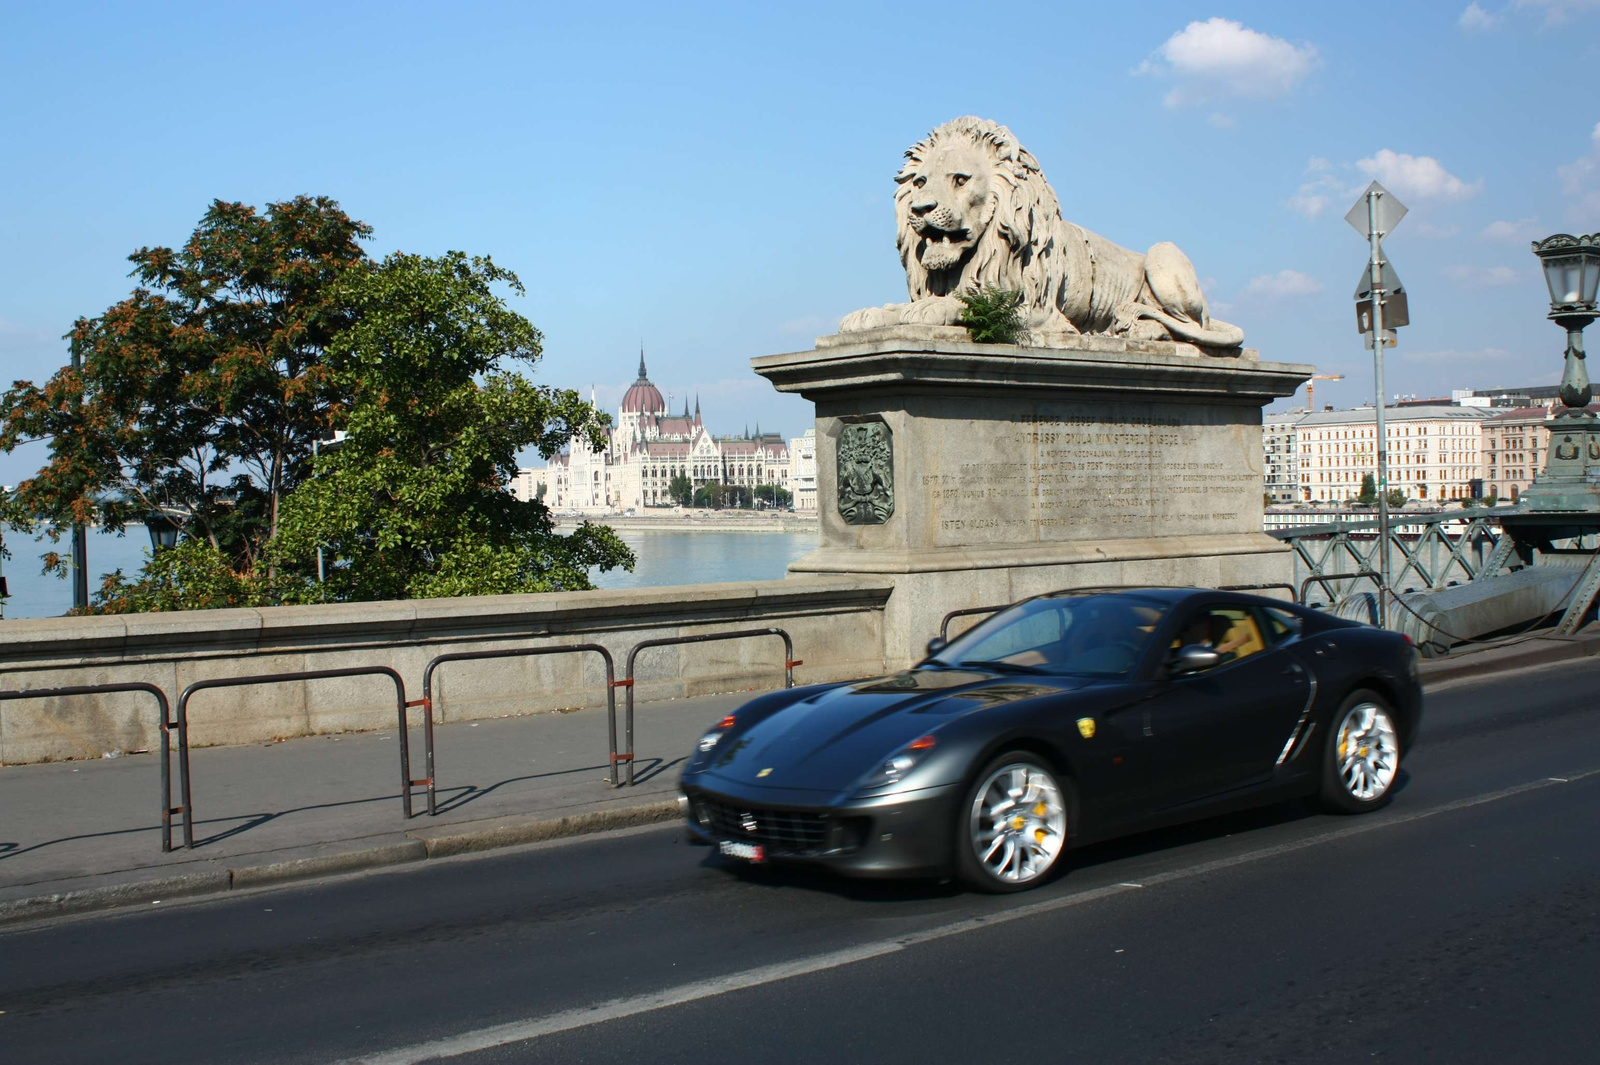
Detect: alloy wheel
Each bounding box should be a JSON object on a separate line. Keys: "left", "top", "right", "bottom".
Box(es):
{"left": 967, "top": 762, "right": 1067, "bottom": 885}
{"left": 1335, "top": 701, "right": 1399, "bottom": 801}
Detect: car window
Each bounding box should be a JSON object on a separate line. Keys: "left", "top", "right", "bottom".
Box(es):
{"left": 933, "top": 594, "right": 1169, "bottom": 676}
{"left": 1262, "top": 607, "right": 1302, "bottom": 643}
{"left": 1171, "top": 607, "right": 1267, "bottom": 666}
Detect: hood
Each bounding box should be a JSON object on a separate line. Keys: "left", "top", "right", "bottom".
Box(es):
{"left": 701, "top": 668, "right": 1086, "bottom": 793}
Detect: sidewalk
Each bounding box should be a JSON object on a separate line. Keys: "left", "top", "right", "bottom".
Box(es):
{"left": 3, "top": 624, "right": 1597, "bottom": 924}
{"left": 0, "top": 690, "right": 743, "bottom": 921}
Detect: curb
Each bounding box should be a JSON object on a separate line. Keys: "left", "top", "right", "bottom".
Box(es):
{"left": 1419, "top": 632, "right": 1600, "bottom": 687}
{"left": 0, "top": 801, "right": 680, "bottom": 927}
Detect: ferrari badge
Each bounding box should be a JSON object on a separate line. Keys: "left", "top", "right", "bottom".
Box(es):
{"left": 1077, "top": 717, "right": 1097, "bottom": 740}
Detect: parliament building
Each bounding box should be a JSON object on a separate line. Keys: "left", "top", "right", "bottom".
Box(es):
{"left": 533, "top": 353, "right": 792, "bottom": 512}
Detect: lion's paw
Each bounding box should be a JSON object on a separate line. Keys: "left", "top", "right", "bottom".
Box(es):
{"left": 899, "top": 295, "right": 965, "bottom": 326}
{"left": 840, "top": 305, "right": 907, "bottom": 332}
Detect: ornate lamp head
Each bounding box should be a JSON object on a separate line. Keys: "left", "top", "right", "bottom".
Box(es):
{"left": 1531, "top": 234, "right": 1600, "bottom": 412}
{"left": 1532, "top": 233, "right": 1600, "bottom": 316}
{"left": 146, "top": 511, "right": 180, "bottom": 552}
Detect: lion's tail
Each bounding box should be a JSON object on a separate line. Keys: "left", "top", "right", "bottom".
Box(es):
{"left": 1134, "top": 307, "right": 1246, "bottom": 350}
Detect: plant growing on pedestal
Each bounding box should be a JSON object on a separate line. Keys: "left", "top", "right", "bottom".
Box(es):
{"left": 667, "top": 474, "right": 693, "bottom": 507}
{"left": 956, "top": 285, "right": 1030, "bottom": 345}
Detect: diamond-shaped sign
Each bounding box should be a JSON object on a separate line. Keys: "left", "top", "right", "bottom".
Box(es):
{"left": 1346, "top": 181, "right": 1408, "bottom": 239}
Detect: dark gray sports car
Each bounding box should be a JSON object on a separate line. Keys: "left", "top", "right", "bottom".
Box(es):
{"left": 680, "top": 587, "right": 1423, "bottom": 892}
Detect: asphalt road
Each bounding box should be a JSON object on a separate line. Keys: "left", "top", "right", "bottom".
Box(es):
{"left": 3, "top": 659, "right": 1598, "bottom": 1065}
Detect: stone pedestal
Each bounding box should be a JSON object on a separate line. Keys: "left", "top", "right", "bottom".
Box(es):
{"left": 1502, "top": 410, "right": 1600, "bottom": 550}
{"left": 753, "top": 326, "right": 1313, "bottom": 668}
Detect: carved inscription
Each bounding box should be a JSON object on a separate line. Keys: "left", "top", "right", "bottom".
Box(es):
{"left": 923, "top": 414, "right": 1256, "bottom": 541}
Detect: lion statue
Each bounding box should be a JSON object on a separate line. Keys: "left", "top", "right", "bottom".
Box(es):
{"left": 840, "top": 116, "right": 1245, "bottom": 351}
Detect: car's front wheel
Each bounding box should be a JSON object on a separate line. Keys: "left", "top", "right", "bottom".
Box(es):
{"left": 1318, "top": 689, "right": 1402, "bottom": 813}
{"left": 955, "top": 752, "right": 1070, "bottom": 893}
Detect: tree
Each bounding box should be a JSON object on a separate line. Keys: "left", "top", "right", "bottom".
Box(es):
{"left": 1385, "top": 488, "right": 1407, "bottom": 509}
{"left": 1484, "top": 490, "right": 1498, "bottom": 506}
{"left": 756, "top": 484, "right": 792, "bottom": 508}
{"left": 956, "top": 285, "right": 1030, "bottom": 344}
{"left": 268, "top": 252, "right": 633, "bottom": 600}
{"left": 1, "top": 196, "right": 369, "bottom": 584}
{"left": 692, "top": 482, "right": 727, "bottom": 508}
{"left": 667, "top": 474, "right": 692, "bottom": 507}
{"left": 1357, "top": 473, "right": 1377, "bottom": 505}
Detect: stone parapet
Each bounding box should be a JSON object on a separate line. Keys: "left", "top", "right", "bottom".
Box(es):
{"left": 0, "top": 576, "right": 893, "bottom": 765}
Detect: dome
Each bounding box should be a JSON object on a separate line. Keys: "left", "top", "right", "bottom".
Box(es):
{"left": 620, "top": 351, "right": 667, "bottom": 414}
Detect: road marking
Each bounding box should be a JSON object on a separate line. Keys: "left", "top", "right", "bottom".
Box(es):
{"left": 343, "top": 767, "right": 1599, "bottom": 1065}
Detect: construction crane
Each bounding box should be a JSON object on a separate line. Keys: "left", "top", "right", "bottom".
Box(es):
{"left": 1305, "top": 373, "right": 1343, "bottom": 412}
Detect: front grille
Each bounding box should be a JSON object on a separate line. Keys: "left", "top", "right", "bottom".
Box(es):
{"left": 694, "top": 796, "right": 834, "bottom": 856}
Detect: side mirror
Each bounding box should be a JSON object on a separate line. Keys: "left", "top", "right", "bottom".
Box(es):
{"left": 925, "top": 636, "right": 948, "bottom": 658}
{"left": 1169, "top": 644, "right": 1221, "bottom": 676}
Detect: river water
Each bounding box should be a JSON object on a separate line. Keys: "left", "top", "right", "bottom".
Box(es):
{"left": 0, "top": 526, "right": 817, "bottom": 620}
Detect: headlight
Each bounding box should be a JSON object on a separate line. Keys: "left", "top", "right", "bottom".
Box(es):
{"left": 688, "top": 715, "right": 738, "bottom": 767}
{"left": 858, "top": 734, "right": 938, "bottom": 792}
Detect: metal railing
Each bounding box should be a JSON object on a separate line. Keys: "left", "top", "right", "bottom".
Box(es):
{"left": 1273, "top": 507, "right": 1511, "bottom": 607}
{"left": 175, "top": 666, "right": 428, "bottom": 847}
{"left": 617, "top": 628, "right": 799, "bottom": 786}
{"left": 420, "top": 643, "right": 622, "bottom": 792}
{"left": 1299, "top": 571, "right": 1383, "bottom": 608}
{"left": 0, "top": 682, "right": 186, "bottom": 852}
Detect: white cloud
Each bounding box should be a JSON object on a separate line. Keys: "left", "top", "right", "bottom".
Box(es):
{"left": 1285, "top": 157, "right": 1350, "bottom": 219}
{"left": 1207, "top": 112, "right": 1236, "bottom": 129}
{"left": 1402, "top": 347, "right": 1513, "bottom": 364}
{"left": 1244, "top": 269, "right": 1326, "bottom": 299}
{"left": 1356, "top": 149, "right": 1482, "bottom": 201}
{"left": 1512, "top": 0, "right": 1600, "bottom": 25}
{"left": 1557, "top": 121, "right": 1600, "bottom": 222}
{"left": 1459, "top": 3, "right": 1503, "bottom": 29}
{"left": 1444, "top": 264, "right": 1522, "bottom": 287}
{"left": 1480, "top": 217, "right": 1541, "bottom": 242}
{"left": 1136, "top": 18, "right": 1319, "bottom": 108}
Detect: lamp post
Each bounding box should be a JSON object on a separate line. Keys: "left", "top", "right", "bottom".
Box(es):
{"left": 146, "top": 511, "right": 180, "bottom": 553}
{"left": 1515, "top": 234, "right": 1600, "bottom": 515}
{"left": 1531, "top": 233, "right": 1600, "bottom": 413}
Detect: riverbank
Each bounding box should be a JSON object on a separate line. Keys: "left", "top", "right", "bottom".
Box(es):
{"left": 556, "top": 511, "right": 818, "bottom": 533}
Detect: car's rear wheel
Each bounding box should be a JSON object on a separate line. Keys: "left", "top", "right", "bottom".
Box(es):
{"left": 955, "top": 752, "right": 1070, "bottom": 893}
{"left": 1318, "top": 689, "right": 1401, "bottom": 813}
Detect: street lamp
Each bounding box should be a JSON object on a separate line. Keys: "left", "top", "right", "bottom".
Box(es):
{"left": 1531, "top": 233, "right": 1600, "bottom": 412}
{"left": 146, "top": 511, "right": 180, "bottom": 553}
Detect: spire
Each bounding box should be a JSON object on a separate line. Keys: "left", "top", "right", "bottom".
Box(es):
{"left": 683, "top": 396, "right": 690, "bottom": 418}
{"left": 637, "top": 343, "right": 647, "bottom": 381}
{"left": 744, "top": 422, "right": 749, "bottom": 438}
{"left": 694, "top": 394, "right": 701, "bottom": 420}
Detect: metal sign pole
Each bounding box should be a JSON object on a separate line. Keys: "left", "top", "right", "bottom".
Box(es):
{"left": 1367, "top": 190, "right": 1390, "bottom": 629}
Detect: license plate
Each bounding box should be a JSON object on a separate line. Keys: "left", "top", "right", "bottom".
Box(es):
{"left": 719, "top": 840, "right": 766, "bottom": 863}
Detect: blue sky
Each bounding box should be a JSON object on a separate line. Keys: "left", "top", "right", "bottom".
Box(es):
{"left": 3, "top": 0, "right": 1599, "bottom": 484}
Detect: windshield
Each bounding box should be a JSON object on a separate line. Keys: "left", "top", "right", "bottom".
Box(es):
{"left": 929, "top": 594, "right": 1169, "bottom": 677}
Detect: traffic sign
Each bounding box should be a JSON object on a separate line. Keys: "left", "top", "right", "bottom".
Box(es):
{"left": 1364, "top": 328, "right": 1397, "bottom": 350}
{"left": 1353, "top": 247, "right": 1404, "bottom": 300}
{"left": 1356, "top": 290, "right": 1409, "bottom": 331}
{"left": 1345, "top": 181, "right": 1408, "bottom": 239}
